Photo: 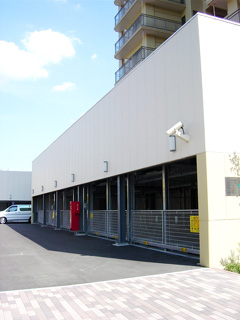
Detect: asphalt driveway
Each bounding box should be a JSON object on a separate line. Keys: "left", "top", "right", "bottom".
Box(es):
{"left": 0, "top": 224, "right": 200, "bottom": 292}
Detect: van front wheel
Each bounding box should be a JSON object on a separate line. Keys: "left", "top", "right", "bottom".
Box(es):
{"left": 0, "top": 217, "right": 7, "bottom": 224}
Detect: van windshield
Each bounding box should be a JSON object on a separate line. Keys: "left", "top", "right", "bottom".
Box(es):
{"left": 7, "top": 206, "right": 17, "bottom": 212}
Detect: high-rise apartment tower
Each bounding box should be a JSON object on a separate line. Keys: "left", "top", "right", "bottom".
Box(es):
{"left": 114, "top": 0, "right": 240, "bottom": 83}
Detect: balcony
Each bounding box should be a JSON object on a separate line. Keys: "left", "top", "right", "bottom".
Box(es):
{"left": 205, "top": 0, "right": 227, "bottom": 18}
{"left": 114, "top": 0, "right": 125, "bottom": 5}
{"left": 115, "top": 14, "right": 182, "bottom": 56}
{"left": 226, "top": 8, "right": 240, "bottom": 23}
{"left": 115, "top": 46, "right": 155, "bottom": 83}
{"left": 115, "top": 0, "right": 137, "bottom": 26}
{"left": 115, "top": 0, "right": 185, "bottom": 31}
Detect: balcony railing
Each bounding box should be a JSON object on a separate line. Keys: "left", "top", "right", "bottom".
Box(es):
{"left": 115, "top": 46, "right": 155, "bottom": 83}
{"left": 115, "top": 0, "right": 137, "bottom": 26}
{"left": 115, "top": 0, "right": 185, "bottom": 27}
{"left": 115, "top": 14, "right": 182, "bottom": 54}
{"left": 226, "top": 8, "right": 240, "bottom": 23}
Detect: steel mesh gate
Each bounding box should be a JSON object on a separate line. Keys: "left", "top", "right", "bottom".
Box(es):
{"left": 37, "top": 210, "right": 44, "bottom": 224}
{"left": 131, "top": 211, "right": 163, "bottom": 245}
{"left": 89, "top": 210, "right": 118, "bottom": 239}
{"left": 38, "top": 208, "right": 199, "bottom": 253}
{"left": 89, "top": 210, "right": 199, "bottom": 254}
{"left": 60, "top": 210, "right": 70, "bottom": 230}
{"left": 131, "top": 210, "right": 199, "bottom": 254}
{"left": 165, "top": 211, "right": 199, "bottom": 251}
{"left": 45, "top": 210, "right": 57, "bottom": 227}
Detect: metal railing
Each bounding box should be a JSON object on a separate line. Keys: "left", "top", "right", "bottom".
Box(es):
{"left": 88, "top": 209, "right": 199, "bottom": 254}
{"left": 226, "top": 8, "right": 240, "bottom": 23}
{"left": 38, "top": 210, "right": 44, "bottom": 224}
{"left": 169, "top": 0, "right": 185, "bottom": 3}
{"left": 131, "top": 210, "right": 163, "bottom": 244}
{"left": 115, "top": 14, "right": 182, "bottom": 53}
{"left": 115, "top": 0, "right": 185, "bottom": 27}
{"left": 164, "top": 211, "right": 199, "bottom": 251}
{"left": 115, "top": 0, "right": 137, "bottom": 26}
{"left": 115, "top": 46, "right": 154, "bottom": 83}
{"left": 46, "top": 210, "right": 57, "bottom": 227}
{"left": 89, "top": 210, "right": 118, "bottom": 239}
{"left": 60, "top": 210, "right": 70, "bottom": 229}
{"left": 46, "top": 210, "right": 51, "bottom": 225}
{"left": 131, "top": 210, "right": 199, "bottom": 254}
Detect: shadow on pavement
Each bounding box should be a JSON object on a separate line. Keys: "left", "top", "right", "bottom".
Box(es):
{"left": 0, "top": 223, "right": 203, "bottom": 291}
{"left": 6, "top": 223, "right": 199, "bottom": 266}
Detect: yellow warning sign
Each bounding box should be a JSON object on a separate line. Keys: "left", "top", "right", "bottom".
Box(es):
{"left": 190, "top": 216, "right": 199, "bottom": 233}
{"left": 90, "top": 213, "right": 93, "bottom": 219}
{"left": 181, "top": 247, "right": 187, "bottom": 253}
{"left": 52, "top": 211, "right": 54, "bottom": 219}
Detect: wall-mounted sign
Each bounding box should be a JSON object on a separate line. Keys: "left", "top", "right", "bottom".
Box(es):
{"left": 225, "top": 177, "right": 240, "bottom": 197}
{"left": 190, "top": 216, "right": 199, "bottom": 233}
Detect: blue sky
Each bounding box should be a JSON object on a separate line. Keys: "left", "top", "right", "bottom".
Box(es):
{"left": 0, "top": 0, "right": 118, "bottom": 171}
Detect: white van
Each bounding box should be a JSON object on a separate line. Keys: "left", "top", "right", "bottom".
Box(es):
{"left": 0, "top": 205, "right": 32, "bottom": 224}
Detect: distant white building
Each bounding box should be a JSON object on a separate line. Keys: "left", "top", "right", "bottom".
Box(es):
{"left": 0, "top": 171, "right": 32, "bottom": 210}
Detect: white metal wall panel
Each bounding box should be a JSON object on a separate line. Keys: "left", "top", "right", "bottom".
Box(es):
{"left": 198, "top": 17, "right": 240, "bottom": 154}
{"left": 0, "top": 171, "right": 32, "bottom": 201}
{"left": 32, "top": 14, "right": 240, "bottom": 196}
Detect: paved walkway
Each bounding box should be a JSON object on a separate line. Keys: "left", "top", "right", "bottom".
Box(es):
{"left": 1, "top": 268, "right": 240, "bottom": 320}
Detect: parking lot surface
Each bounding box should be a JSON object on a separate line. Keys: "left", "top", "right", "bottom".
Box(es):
{"left": 0, "top": 224, "right": 199, "bottom": 292}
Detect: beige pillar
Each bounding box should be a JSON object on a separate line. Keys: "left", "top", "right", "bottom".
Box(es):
{"left": 197, "top": 152, "right": 240, "bottom": 268}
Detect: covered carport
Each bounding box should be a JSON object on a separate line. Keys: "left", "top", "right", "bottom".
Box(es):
{"left": 33, "top": 156, "right": 199, "bottom": 256}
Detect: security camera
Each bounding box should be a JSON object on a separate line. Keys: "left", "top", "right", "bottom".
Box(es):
{"left": 166, "top": 121, "right": 190, "bottom": 143}
{"left": 166, "top": 121, "right": 183, "bottom": 136}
